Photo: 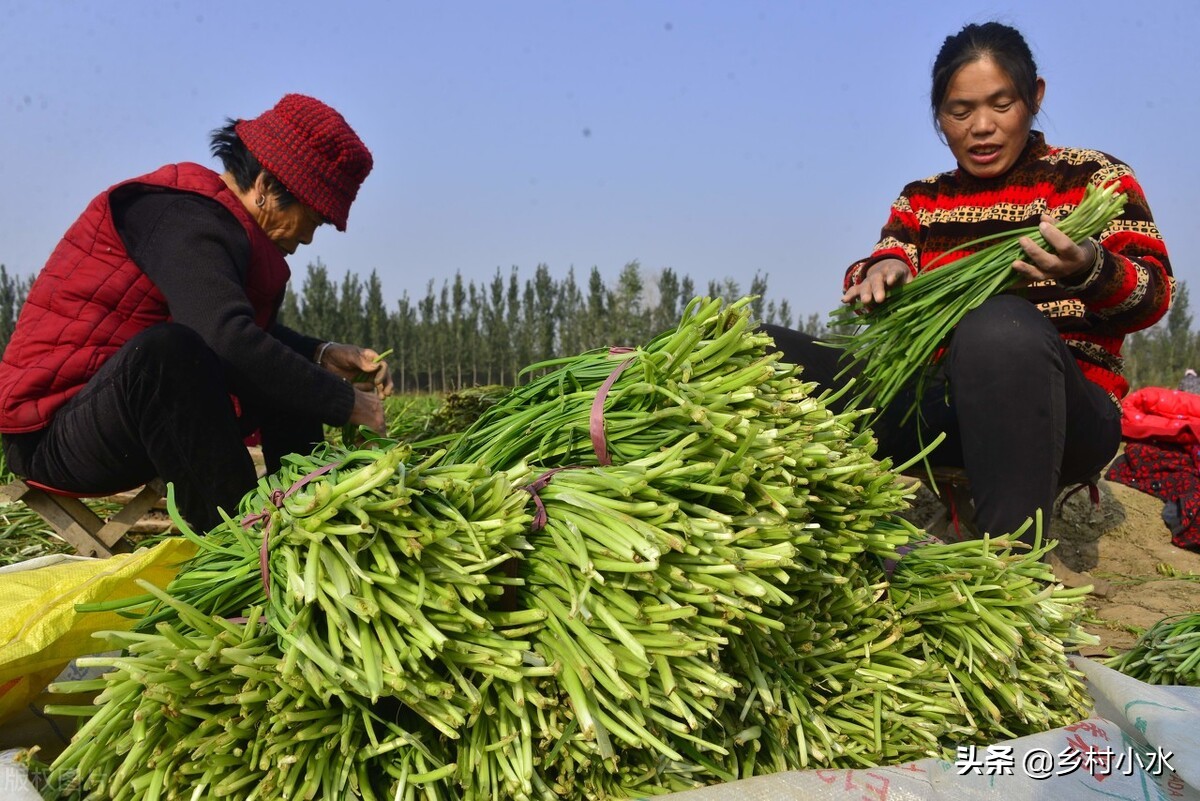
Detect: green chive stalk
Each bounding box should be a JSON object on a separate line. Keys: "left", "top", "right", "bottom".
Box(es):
{"left": 1106, "top": 612, "right": 1200, "bottom": 686}
{"left": 828, "top": 182, "right": 1128, "bottom": 423}
{"left": 45, "top": 297, "right": 1102, "bottom": 800}
{"left": 46, "top": 594, "right": 447, "bottom": 801}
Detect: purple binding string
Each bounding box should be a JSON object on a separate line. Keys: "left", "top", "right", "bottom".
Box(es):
{"left": 510, "top": 466, "right": 585, "bottom": 611}
{"left": 240, "top": 460, "right": 342, "bottom": 599}
{"left": 881, "top": 536, "right": 943, "bottom": 578}
{"left": 520, "top": 466, "right": 578, "bottom": 532}
{"left": 589, "top": 348, "right": 636, "bottom": 466}
{"left": 1056, "top": 480, "right": 1100, "bottom": 516}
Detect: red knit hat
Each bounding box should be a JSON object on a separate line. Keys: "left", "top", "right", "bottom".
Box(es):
{"left": 235, "top": 94, "right": 373, "bottom": 231}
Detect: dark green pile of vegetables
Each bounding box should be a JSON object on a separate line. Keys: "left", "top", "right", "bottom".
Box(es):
{"left": 45, "top": 297, "right": 1096, "bottom": 800}
{"left": 1105, "top": 612, "right": 1200, "bottom": 687}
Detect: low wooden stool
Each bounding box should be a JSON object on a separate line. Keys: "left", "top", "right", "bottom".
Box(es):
{"left": 0, "top": 478, "right": 167, "bottom": 558}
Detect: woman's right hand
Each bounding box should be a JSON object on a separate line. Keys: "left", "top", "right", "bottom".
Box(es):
{"left": 347, "top": 386, "right": 387, "bottom": 434}
{"left": 841, "top": 258, "right": 912, "bottom": 307}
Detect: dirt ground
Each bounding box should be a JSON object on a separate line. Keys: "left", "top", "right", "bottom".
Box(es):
{"left": 1052, "top": 479, "right": 1200, "bottom": 655}
{"left": 905, "top": 477, "right": 1200, "bottom": 657}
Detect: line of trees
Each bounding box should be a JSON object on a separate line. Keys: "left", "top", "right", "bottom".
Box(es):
{"left": 1123, "top": 282, "right": 1200, "bottom": 391}
{"left": 0, "top": 266, "right": 33, "bottom": 351}
{"left": 275, "top": 261, "right": 823, "bottom": 392}
{"left": 0, "top": 259, "right": 1194, "bottom": 393}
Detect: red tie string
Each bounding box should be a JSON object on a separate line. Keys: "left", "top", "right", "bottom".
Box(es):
{"left": 589, "top": 348, "right": 636, "bottom": 466}
{"left": 241, "top": 460, "right": 342, "bottom": 599}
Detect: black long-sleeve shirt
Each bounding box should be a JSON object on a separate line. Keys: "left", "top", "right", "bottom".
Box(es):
{"left": 110, "top": 187, "right": 355, "bottom": 425}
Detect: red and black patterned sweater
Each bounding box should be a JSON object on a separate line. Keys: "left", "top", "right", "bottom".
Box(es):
{"left": 845, "top": 131, "right": 1173, "bottom": 402}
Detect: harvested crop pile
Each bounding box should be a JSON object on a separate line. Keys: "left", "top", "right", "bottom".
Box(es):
{"left": 1105, "top": 612, "right": 1200, "bottom": 686}
{"left": 46, "top": 298, "right": 1096, "bottom": 800}
{"left": 418, "top": 384, "right": 509, "bottom": 441}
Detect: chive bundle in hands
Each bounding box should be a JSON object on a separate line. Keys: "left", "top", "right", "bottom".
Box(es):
{"left": 828, "top": 183, "right": 1128, "bottom": 422}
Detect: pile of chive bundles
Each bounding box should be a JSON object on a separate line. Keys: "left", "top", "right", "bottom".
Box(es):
{"left": 828, "top": 182, "right": 1128, "bottom": 422}
{"left": 1105, "top": 613, "right": 1200, "bottom": 687}
{"left": 45, "top": 298, "right": 1098, "bottom": 800}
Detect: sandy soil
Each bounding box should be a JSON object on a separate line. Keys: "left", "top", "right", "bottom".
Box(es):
{"left": 1053, "top": 479, "right": 1200, "bottom": 654}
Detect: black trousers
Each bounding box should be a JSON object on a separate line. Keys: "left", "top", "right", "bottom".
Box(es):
{"left": 2, "top": 323, "right": 324, "bottom": 532}
{"left": 763, "top": 295, "right": 1122, "bottom": 541}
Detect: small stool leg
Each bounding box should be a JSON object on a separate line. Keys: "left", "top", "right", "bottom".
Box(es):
{"left": 3, "top": 481, "right": 117, "bottom": 558}
{"left": 0, "top": 478, "right": 161, "bottom": 558}
{"left": 96, "top": 479, "right": 165, "bottom": 549}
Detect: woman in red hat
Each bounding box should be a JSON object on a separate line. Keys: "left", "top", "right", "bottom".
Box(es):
{"left": 0, "top": 94, "right": 391, "bottom": 531}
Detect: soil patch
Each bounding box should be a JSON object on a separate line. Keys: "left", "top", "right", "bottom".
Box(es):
{"left": 1057, "top": 479, "right": 1200, "bottom": 654}
{"left": 903, "top": 477, "right": 1200, "bottom": 656}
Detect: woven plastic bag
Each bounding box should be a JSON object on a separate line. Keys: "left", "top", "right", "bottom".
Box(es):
{"left": 651, "top": 658, "right": 1199, "bottom": 801}
{"left": 0, "top": 538, "right": 196, "bottom": 725}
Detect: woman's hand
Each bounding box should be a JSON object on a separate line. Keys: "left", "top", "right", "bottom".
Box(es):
{"left": 317, "top": 343, "right": 395, "bottom": 398}
{"left": 347, "top": 386, "right": 387, "bottom": 433}
{"left": 1013, "top": 214, "right": 1101, "bottom": 284}
{"left": 841, "top": 258, "right": 912, "bottom": 306}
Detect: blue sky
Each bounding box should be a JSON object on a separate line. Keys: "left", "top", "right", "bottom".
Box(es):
{"left": 2, "top": 1, "right": 1197, "bottom": 324}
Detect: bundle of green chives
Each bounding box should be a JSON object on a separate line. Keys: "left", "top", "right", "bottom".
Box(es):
{"left": 441, "top": 296, "right": 792, "bottom": 470}
{"left": 828, "top": 182, "right": 1128, "bottom": 423}
{"left": 1106, "top": 612, "right": 1200, "bottom": 686}
{"left": 42, "top": 297, "right": 1103, "bottom": 801}
{"left": 47, "top": 595, "right": 448, "bottom": 801}
{"left": 886, "top": 519, "right": 1096, "bottom": 740}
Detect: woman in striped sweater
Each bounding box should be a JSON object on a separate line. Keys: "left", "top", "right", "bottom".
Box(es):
{"left": 769, "top": 21, "right": 1173, "bottom": 544}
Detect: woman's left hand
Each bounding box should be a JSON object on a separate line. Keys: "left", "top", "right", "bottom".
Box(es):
{"left": 1012, "top": 214, "right": 1100, "bottom": 284}
{"left": 319, "top": 343, "right": 394, "bottom": 397}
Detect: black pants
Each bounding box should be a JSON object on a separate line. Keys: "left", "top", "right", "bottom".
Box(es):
{"left": 763, "top": 295, "right": 1122, "bottom": 541}
{"left": 2, "top": 323, "right": 324, "bottom": 532}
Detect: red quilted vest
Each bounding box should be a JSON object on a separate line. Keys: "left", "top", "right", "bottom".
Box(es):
{"left": 0, "top": 163, "right": 291, "bottom": 433}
